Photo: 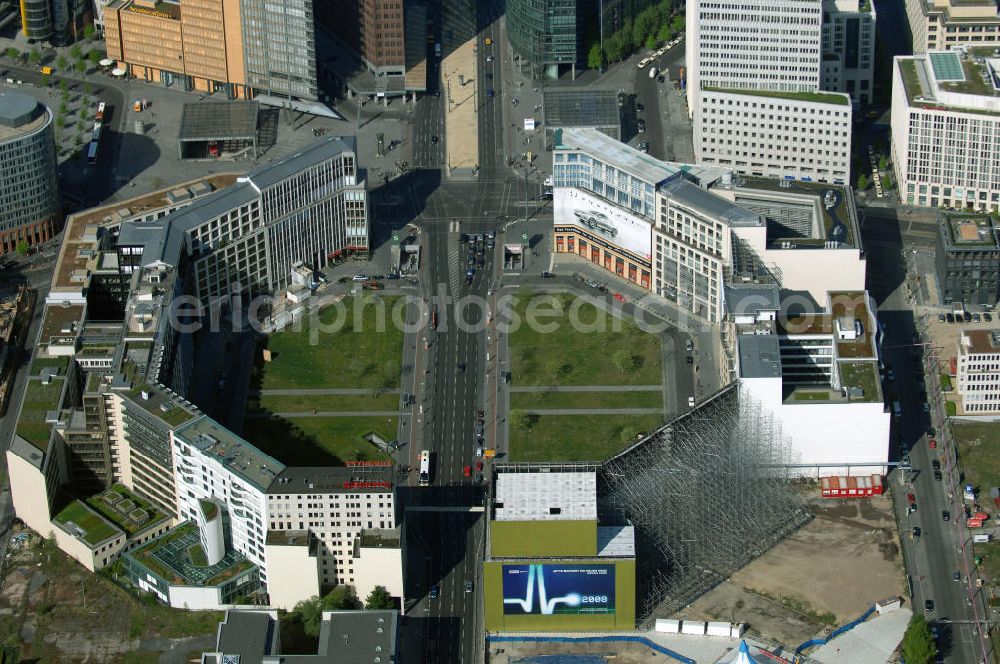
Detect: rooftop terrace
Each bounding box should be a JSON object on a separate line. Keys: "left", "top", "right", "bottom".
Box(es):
{"left": 129, "top": 523, "right": 256, "bottom": 586}
{"left": 704, "top": 86, "right": 851, "bottom": 106}
{"left": 85, "top": 484, "right": 171, "bottom": 536}
{"left": 941, "top": 212, "right": 1000, "bottom": 248}
{"left": 53, "top": 499, "right": 123, "bottom": 547}
{"left": 837, "top": 361, "right": 883, "bottom": 402}
{"left": 733, "top": 177, "right": 857, "bottom": 248}
{"left": 125, "top": 383, "right": 199, "bottom": 427}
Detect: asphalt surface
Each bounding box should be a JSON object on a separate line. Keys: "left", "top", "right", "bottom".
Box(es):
{"left": 862, "top": 220, "right": 987, "bottom": 663}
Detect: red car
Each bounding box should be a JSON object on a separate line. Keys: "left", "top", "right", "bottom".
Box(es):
{"left": 929, "top": 438, "right": 937, "bottom": 449}
{"left": 463, "top": 465, "right": 472, "bottom": 477}
{"left": 907, "top": 493, "right": 916, "bottom": 504}
{"left": 475, "top": 461, "right": 483, "bottom": 472}
{"left": 614, "top": 293, "right": 626, "bottom": 302}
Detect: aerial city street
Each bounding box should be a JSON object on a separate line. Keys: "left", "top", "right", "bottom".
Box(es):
{"left": 0, "top": 0, "right": 998, "bottom": 662}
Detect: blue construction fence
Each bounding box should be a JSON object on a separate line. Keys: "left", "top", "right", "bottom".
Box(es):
{"left": 486, "top": 635, "right": 696, "bottom": 664}
{"left": 794, "top": 604, "right": 878, "bottom": 655}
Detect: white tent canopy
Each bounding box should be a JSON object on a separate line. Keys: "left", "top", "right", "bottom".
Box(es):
{"left": 719, "top": 641, "right": 765, "bottom": 664}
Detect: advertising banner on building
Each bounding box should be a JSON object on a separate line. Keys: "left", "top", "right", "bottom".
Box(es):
{"left": 502, "top": 563, "right": 616, "bottom": 616}
{"left": 555, "top": 188, "right": 652, "bottom": 260}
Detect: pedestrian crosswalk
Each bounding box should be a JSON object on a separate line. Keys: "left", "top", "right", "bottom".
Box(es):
{"left": 447, "top": 250, "right": 462, "bottom": 296}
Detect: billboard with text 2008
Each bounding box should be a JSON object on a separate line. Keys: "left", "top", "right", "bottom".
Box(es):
{"left": 555, "top": 188, "right": 652, "bottom": 261}
{"left": 502, "top": 564, "right": 616, "bottom": 615}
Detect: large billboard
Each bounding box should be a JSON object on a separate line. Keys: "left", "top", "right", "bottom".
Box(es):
{"left": 502, "top": 563, "right": 615, "bottom": 616}
{"left": 555, "top": 188, "right": 652, "bottom": 261}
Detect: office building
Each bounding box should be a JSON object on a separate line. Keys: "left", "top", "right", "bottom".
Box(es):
{"left": 118, "top": 136, "right": 368, "bottom": 304}
{"left": 956, "top": 329, "right": 1000, "bottom": 414}
{"left": 821, "top": 0, "right": 876, "bottom": 107}
{"left": 508, "top": 0, "right": 657, "bottom": 79}
{"left": 0, "top": 91, "right": 60, "bottom": 255}
{"left": 891, "top": 51, "right": 1000, "bottom": 212}
{"left": 266, "top": 465, "right": 402, "bottom": 610}
{"left": 694, "top": 89, "right": 852, "bottom": 184}
{"left": 200, "top": 609, "right": 399, "bottom": 664}
{"left": 19, "top": 0, "right": 53, "bottom": 41}
{"left": 935, "top": 212, "right": 1000, "bottom": 306}
{"left": 905, "top": 0, "right": 1000, "bottom": 54}
{"left": 241, "top": 0, "right": 317, "bottom": 100}
{"left": 484, "top": 468, "right": 636, "bottom": 632}
{"left": 732, "top": 288, "right": 890, "bottom": 476}
{"left": 686, "top": 0, "right": 856, "bottom": 182}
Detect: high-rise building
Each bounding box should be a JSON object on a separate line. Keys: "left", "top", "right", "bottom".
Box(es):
{"left": 934, "top": 212, "right": 1000, "bottom": 306}
{"left": 0, "top": 91, "right": 60, "bottom": 255}
{"left": 686, "top": 0, "right": 854, "bottom": 183}
{"left": 891, "top": 51, "right": 1000, "bottom": 212}
{"left": 905, "top": 0, "right": 1000, "bottom": 54}
{"left": 241, "top": 0, "right": 317, "bottom": 99}
{"left": 19, "top": 0, "right": 53, "bottom": 41}
{"left": 956, "top": 329, "right": 1000, "bottom": 414}
{"left": 821, "top": 0, "right": 876, "bottom": 107}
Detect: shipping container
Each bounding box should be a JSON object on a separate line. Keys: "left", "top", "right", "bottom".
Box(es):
{"left": 821, "top": 474, "right": 884, "bottom": 498}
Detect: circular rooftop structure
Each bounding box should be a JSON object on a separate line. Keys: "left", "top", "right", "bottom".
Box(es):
{"left": 0, "top": 91, "right": 40, "bottom": 128}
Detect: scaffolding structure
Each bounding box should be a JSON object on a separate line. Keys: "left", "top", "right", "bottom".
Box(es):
{"left": 603, "top": 383, "right": 810, "bottom": 625}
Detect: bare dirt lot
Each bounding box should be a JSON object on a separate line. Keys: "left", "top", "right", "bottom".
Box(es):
{"left": 0, "top": 532, "right": 220, "bottom": 663}
{"left": 685, "top": 495, "right": 905, "bottom": 648}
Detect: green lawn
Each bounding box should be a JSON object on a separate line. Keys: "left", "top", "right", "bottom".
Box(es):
{"left": 954, "top": 423, "right": 1000, "bottom": 584}
{"left": 509, "top": 414, "right": 664, "bottom": 462}
{"left": 85, "top": 485, "right": 168, "bottom": 536}
{"left": 259, "top": 296, "right": 404, "bottom": 390}
{"left": 29, "top": 355, "right": 69, "bottom": 376}
{"left": 508, "top": 293, "right": 663, "bottom": 386}
{"left": 253, "top": 393, "right": 399, "bottom": 414}
{"left": 244, "top": 416, "right": 395, "bottom": 466}
{"left": 17, "top": 379, "right": 66, "bottom": 449}
{"left": 53, "top": 500, "right": 120, "bottom": 546}
{"left": 510, "top": 390, "right": 662, "bottom": 410}
{"left": 188, "top": 544, "right": 208, "bottom": 567}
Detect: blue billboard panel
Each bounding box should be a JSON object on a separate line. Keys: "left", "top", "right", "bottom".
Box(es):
{"left": 502, "top": 563, "right": 615, "bottom": 615}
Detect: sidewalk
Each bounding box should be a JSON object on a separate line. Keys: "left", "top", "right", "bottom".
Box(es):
{"left": 442, "top": 38, "right": 479, "bottom": 176}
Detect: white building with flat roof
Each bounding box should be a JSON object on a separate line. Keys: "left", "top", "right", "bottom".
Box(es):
{"left": 892, "top": 51, "right": 1000, "bottom": 211}
{"left": 956, "top": 329, "right": 1000, "bottom": 413}
{"left": 821, "top": 0, "right": 877, "bottom": 107}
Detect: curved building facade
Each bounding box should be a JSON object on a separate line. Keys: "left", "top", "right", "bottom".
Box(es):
{"left": 0, "top": 91, "right": 60, "bottom": 254}
{"left": 19, "top": 0, "right": 53, "bottom": 41}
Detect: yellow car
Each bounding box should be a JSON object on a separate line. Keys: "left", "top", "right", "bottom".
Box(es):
{"left": 484, "top": 37, "right": 492, "bottom": 45}
{"left": 40, "top": 66, "right": 53, "bottom": 76}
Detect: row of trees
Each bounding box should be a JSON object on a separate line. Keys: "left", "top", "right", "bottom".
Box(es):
{"left": 588, "top": 1, "right": 684, "bottom": 69}
{"left": 287, "top": 585, "right": 396, "bottom": 638}
{"left": 5, "top": 42, "right": 103, "bottom": 74}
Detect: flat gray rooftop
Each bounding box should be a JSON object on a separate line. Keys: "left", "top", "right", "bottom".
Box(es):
{"left": 270, "top": 466, "right": 394, "bottom": 494}
{"left": 737, "top": 334, "right": 782, "bottom": 379}
{"left": 661, "top": 179, "right": 764, "bottom": 227}
{"left": 179, "top": 101, "right": 259, "bottom": 141}
{"left": 174, "top": 417, "right": 286, "bottom": 492}
{"left": 543, "top": 89, "right": 621, "bottom": 129}
{"left": 494, "top": 470, "right": 597, "bottom": 522}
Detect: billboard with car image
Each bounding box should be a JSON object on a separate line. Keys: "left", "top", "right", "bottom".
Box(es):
{"left": 555, "top": 187, "right": 652, "bottom": 260}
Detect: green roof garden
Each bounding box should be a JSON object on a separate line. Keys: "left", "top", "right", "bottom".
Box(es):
{"left": 705, "top": 86, "right": 850, "bottom": 106}
{"left": 126, "top": 383, "right": 197, "bottom": 427}
{"left": 53, "top": 499, "right": 123, "bottom": 547}
{"left": 29, "top": 355, "right": 69, "bottom": 377}
{"left": 128, "top": 523, "right": 258, "bottom": 588}
{"left": 85, "top": 484, "right": 170, "bottom": 537}
{"left": 943, "top": 213, "right": 999, "bottom": 248}
{"left": 838, "top": 361, "right": 882, "bottom": 402}
{"left": 199, "top": 499, "right": 218, "bottom": 521}
{"left": 16, "top": 378, "right": 66, "bottom": 450}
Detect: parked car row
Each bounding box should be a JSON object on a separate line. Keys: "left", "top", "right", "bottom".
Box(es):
{"left": 939, "top": 311, "right": 991, "bottom": 324}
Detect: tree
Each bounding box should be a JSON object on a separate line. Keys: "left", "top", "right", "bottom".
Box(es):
{"left": 69, "top": 44, "right": 82, "bottom": 60}
{"left": 56, "top": 55, "right": 68, "bottom": 70}
{"left": 546, "top": 359, "right": 573, "bottom": 379}
{"left": 88, "top": 49, "right": 100, "bottom": 66}
{"left": 901, "top": 614, "right": 937, "bottom": 664}
{"left": 604, "top": 32, "right": 625, "bottom": 63}
{"left": 82, "top": 24, "right": 96, "bottom": 41}
{"left": 28, "top": 49, "right": 41, "bottom": 65}
{"left": 15, "top": 241, "right": 29, "bottom": 256}
{"left": 878, "top": 154, "right": 888, "bottom": 171}
{"left": 74, "top": 59, "right": 86, "bottom": 74}
{"left": 292, "top": 597, "right": 324, "bottom": 637}
{"left": 857, "top": 173, "right": 869, "bottom": 191}
{"left": 365, "top": 585, "right": 395, "bottom": 610}
{"left": 612, "top": 349, "right": 639, "bottom": 374}
{"left": 5, "top": 47, "right": 18, "bottom": 61}
{"left": 587, "top": 43, "right": 603, "bottom": 70}
{"left": 881, "top": 174, "right": 893, "bottom": 191}
{"left": 511, "top": 409, "right": 534, "bottom": 431}
{"left": 322, "top": 585, "right": 361, "bottom": 610}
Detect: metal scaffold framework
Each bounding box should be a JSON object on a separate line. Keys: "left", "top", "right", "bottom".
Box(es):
{"left": 603, "top": 383, "right": 810, "bottom": 625}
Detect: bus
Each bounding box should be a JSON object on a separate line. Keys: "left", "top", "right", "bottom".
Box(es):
{"left": 95, "top": 101, "right": 106, "bottom": 122}
{"left": 86, "top": 141, "right": 98, "bottom": 165}
{"left": 418, "top": 450, "right": 431, "bottom": 486}
{"left": 430, "top": 306, "right": 438, "bottom": 330}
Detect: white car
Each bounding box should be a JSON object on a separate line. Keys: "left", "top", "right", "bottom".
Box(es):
{"left": 573, "top": 209, "right": 618, "bottom": 237}
{"left": 688, "top": 396, "right": 696, "bottom": 408}
{"left": 352, "top": 274, "right": 368, "bottom": 281}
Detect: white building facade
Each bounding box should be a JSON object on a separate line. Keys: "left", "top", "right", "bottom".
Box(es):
{"left": 891, "top": 53, "right": 1000, "bottom": 212}
{"left": 694, "top": 90, "right": 853, "bottom": 184}
{"left": 821, "top": 0, "right": 877, "bottom": 107}
{"left": 956, "top": 329, "right": 1000, "bottom": 413}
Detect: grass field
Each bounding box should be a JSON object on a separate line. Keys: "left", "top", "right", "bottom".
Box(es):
{"left": 508, "top": 292, "right": 663, "bottom": 386}
{"left": 259, "top": 295, "right": 404, "bottom": 390}
{"left": 510, "top": 390, "right": 663, "bottom": 410}
{"left": 954, "top": 422, "right": 1000, "bottom": 584}
{"left": 253, "top": 393, "right": 399, "bottom": 414}
{"left": 244, "top": 416, "right": 395, "bottom": 466}
{"left": 16, "top": 378, "right": 66, "bottom": 449}
{"left": 509, "top": 414, "right": 664, "bottom": 462}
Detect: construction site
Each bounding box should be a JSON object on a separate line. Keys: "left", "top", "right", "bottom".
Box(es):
{"left": 603, "top": 383, "right": 811, "bottom": 624}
